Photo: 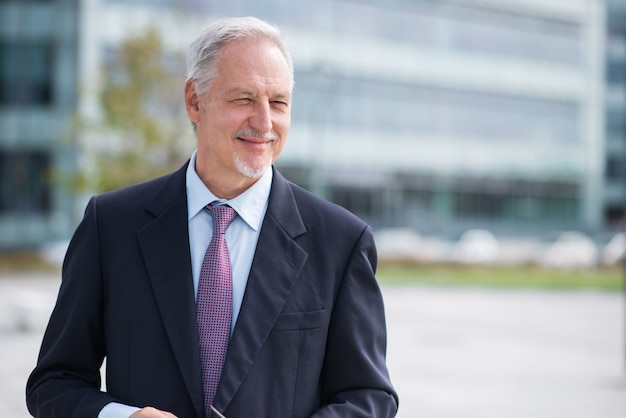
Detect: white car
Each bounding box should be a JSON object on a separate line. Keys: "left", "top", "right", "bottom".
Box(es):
{"left": 451, "top": 229, "right": 500, "bottom": 264}
{"left": 374, "top": 228, "right": 422, "bottom": 261}
{"left": 601, "top": 232, "right": 625, "bottom": 266}
{"left": 541, "top": 231, "right": 598, "bottom": 269}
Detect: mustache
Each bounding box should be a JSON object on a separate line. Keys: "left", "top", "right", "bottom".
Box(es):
{"left": 233, "top": 129, "right": 277, "bottom": 142}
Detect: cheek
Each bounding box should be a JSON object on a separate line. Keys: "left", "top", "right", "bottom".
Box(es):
{"left": 275, "top": 113, "right": 291, "bottom": 136}
{"left": 203, "top": 102, "right": 244, "bottom": 131}
{"left": 275, "top": 118, "right": 290, "bottom": 143}
{"left": 272, "top": 137, "right": 287, "bottom": 161}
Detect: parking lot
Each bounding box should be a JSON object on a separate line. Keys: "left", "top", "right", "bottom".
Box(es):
{"left": 1, "top": 273, "right": 625, "bottom": 417}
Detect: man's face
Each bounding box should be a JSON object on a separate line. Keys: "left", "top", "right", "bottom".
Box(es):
{"left": 187, "top": 38, "right": 292, "bottom": 190}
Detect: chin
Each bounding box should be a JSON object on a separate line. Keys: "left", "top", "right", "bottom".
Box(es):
{"left": 234, "top": 156, "right": 271, "bottom": 179}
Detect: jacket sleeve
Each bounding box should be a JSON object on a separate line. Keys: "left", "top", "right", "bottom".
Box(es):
{"left": 26, "top": 196, "right": 117, "bottom": 417}
{"left": 313, "top": 225, "right": 399, "bottom": 417}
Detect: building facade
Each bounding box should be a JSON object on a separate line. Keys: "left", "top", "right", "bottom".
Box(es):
{"left": 279, "top": 0, "right": 606, "bottom": 237}
{"left": 0, "top": 0, "right": 617, "bottom": 248}
{"left": 0, "top": 0, "right": 79, "bottom": 248}
{"left": 604, "top": 0, "right": 626, "bottom": 231}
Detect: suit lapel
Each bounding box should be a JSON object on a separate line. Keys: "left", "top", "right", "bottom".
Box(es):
{"left": 214, "top": 169, "right": 308, "bottom": 412}
{"left": 137, "top": 164, "right": 205, "bottom": 418}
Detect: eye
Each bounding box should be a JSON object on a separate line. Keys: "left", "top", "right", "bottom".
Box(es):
{"left": 233, "top": 98, "right": 253, "bottom": 104}
{"left": 271, "top": 100, "right": 289, "bottom": 108}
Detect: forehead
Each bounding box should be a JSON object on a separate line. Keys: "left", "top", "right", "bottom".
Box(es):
{"left": 213, "top": 39, "right": 292, "bottom": 93}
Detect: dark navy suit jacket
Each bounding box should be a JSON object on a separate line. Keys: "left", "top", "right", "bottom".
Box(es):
{"left": 26, "top": 164, "right": 398, "bottom": 417}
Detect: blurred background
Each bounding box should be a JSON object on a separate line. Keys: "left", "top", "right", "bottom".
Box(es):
{"left": 1, "top": 0, "right": 626, "bottom": 417}
{"left": 0, "top": 0, "right": 625, "bottom": 269}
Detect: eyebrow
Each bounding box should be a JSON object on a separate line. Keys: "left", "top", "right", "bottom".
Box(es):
{"left": 225, "top": 88, "right": 255, "bottom": 97}
{"left": 224, "top": 88, "right": 291, "bottom": 100}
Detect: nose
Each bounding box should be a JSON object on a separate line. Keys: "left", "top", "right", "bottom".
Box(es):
{"left": 249, "top": 100, "right": 272, "bottom": 133}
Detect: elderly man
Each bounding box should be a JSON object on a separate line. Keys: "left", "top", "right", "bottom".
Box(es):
{"left": 26, "top": 16, "right": 398, "bottom": 418}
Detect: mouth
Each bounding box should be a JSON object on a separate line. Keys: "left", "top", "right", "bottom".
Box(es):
{"left": 236, "top": 135, "right": 273, "bottom": 145}
{"left": 235, "top": 134, "right": 275, "bottom": 153}
{"left": 233, "top": 129, "right": 277, "bottom": 144}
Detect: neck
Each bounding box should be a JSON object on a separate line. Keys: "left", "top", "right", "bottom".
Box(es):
{"left": 195, "top": 163, "right": 264, "bottom": 200}
{"left": 203, "top": 177, "right": 258, "bottom": 200}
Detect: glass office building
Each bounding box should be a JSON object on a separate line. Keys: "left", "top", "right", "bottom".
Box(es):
{"left": 0, "top": 0, "right": 79, "bottom": 248}
{"left": 604, "top": 0, "right": 626, "bottom": 230}
{"left": 92, "top": 0, "right": 606, "bottom": 238}
{"left": 0, "top": 0, "right": 614, "bottom": 248}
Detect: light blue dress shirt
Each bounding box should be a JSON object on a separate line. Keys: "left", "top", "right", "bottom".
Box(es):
{"left": 186, "top": 150, "right": 272, "bottom": 332}
{"left": 99, "top": 150, "right": 272, "bottom": 418}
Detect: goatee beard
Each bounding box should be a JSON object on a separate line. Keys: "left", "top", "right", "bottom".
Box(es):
{"left": 234, "top": 154, "right": 271, "bottom": 179}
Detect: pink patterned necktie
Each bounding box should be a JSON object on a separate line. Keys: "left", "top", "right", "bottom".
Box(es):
{"left": 197, "top": 203, "right": 237, "bottom": 417}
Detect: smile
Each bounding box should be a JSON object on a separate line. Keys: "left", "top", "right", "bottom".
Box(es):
{"left": 233, "top": 129, "right": 277, "bottom": 143}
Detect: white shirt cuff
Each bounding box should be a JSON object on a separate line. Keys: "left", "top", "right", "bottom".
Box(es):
{"left": 98, "top": 402, "right": 142, "bottom": 418}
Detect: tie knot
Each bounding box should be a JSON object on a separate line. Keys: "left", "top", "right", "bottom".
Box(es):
{"left": 207, "top": 203, "right": 237, "bottom": 235}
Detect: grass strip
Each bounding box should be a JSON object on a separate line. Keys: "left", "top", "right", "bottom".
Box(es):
{"left": 377, "top": 262, "right": 624, "bottom": 291}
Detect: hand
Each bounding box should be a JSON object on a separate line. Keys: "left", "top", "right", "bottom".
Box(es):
{"left": 130, "top": 407, "right": 178, "bottom": 417}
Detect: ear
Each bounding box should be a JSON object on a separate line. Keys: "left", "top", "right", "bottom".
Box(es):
{"left": 184, "top": 79, "right": 201, "bottom": 123}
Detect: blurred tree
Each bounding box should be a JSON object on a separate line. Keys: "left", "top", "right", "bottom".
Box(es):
{"left": 67, "top": 27, "right": 193, "bottom": 193}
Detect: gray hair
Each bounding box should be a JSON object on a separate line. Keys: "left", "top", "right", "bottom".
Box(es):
{"left": 186, "top": 16, "right": 294, "bottom": 98}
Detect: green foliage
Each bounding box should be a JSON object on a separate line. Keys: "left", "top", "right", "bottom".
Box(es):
{"left": 66, "top": 27, "right": 194, "bottom": 193}
{"left": 377, "top": 262, "right": 624, "bottom": 291}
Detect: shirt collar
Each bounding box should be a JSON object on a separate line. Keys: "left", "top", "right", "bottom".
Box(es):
{"left": 186, "top": 150, "right": 272, "bottom": 231}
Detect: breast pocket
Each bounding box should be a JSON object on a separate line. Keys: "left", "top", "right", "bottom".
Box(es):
{"left": 272, "top": 309, "right": 327, "bottom": 332}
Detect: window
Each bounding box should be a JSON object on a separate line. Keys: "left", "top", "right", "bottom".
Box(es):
{"left": 330, "top": 0, "right": 582, "bottom": 66}
{"left": 293, "top": 73, "right": 580, "bottom": 144}
{"left": 607, "top": 110, "right": 626, "bottom": 146}
{"left": 606, "top": 156, "right": 626, "bottom": 180}
{"left": 330, "top": 185, "right": 383, "bottom": 221}
{"left": 0, "top": 41, "right": 54, "bottom": 106}
{"left": 605, "top": 206, "right": 624, "bottom": 225}
{"left": 451, "top": 180, "right": 580, "bottom": 222}
{"left": 607, "top": 61, "right": 626, "bottom": 85}
{"left": 0, "top": 150, "right": 51, "bottom": 214}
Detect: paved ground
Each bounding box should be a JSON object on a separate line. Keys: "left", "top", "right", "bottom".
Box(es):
{"left": 385, "top": 285, "right": 626, "bottom": 417}
{"left": 1, "top": 273, "right": 625, "bottom": 417}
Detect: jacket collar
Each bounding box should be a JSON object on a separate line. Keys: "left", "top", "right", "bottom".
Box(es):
{"left": 214, "top": 167, "right": 308, "bottom": 412}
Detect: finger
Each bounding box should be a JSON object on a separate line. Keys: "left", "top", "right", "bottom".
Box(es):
{"left": 130, "top": 406, "right": 178, "bottom": 417}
